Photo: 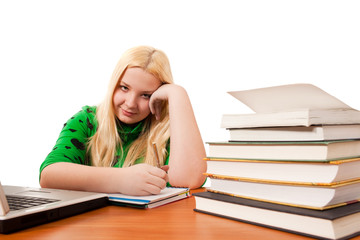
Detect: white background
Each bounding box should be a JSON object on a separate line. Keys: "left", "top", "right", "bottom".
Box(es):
{"left": 0, "top": 0, "right": 359, "bottom": 188}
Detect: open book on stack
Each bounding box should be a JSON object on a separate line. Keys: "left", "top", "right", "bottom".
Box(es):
{"left": 195, "top": 84, "right": 360, "bottom": 240}
{"left": 221, "top": 83, "right": 360, "bottom": 130}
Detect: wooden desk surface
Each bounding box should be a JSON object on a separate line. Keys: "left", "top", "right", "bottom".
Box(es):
{"left": 1, "top": 189, "right": 360, "bottom": 240}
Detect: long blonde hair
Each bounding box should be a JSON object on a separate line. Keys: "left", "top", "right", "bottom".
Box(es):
{"left": 88, "top": 46, "right": 173, "bottom": 167}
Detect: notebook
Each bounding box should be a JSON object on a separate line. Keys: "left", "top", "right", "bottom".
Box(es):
{"left": 108, "top": 187, "right": 190, "bottom": 209}
{"left": 0, "top": 182, "right": 108, "bottom": 234}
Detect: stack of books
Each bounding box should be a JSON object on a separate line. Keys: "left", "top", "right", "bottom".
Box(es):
{"left": 194, "top": 84, "right": 360, "bottom": 240}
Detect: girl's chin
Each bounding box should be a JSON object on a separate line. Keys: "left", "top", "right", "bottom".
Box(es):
{"left": 119, "top": 117, "right": 136, "bottom": 125}
{"left": 117, "top": 115, "right": 143, "bottom": 125}
{"left": 115, "top": 111, "right": 150, "bottom": 125}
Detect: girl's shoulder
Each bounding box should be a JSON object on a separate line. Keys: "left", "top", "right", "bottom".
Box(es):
{"left": 69, "top": 105, "right": 97, "bottom": 121}
{"left": 79, "top": 105, "right": 97, "bottom": 126}
{"left": 64, "top": 105, "right": 98, "bottom": 132}
{"left": 81, "top": 105, "right": 97, "bottom": 116}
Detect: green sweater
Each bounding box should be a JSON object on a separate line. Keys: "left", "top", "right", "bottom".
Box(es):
{"left": 40, "top": 106, "right": 169, "bottom": 176}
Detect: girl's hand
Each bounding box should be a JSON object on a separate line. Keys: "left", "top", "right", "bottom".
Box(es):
{"left": 149, "top": 84, "right": 182, "bottom": 120}
{"left": 117, "top": 164, "right": 168, "bottom": 196}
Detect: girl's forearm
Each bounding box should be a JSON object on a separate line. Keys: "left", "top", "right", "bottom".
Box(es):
{"left": 40, "top": 162, "right": 121, "bottom": 193}
{"left": 40, "top": 162, "right": 168, "bottom": 195}
{"left": 167, "top": 85, "right": 207, "bottom": 188}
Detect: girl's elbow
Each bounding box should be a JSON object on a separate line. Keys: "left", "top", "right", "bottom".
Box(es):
{"left": 188, "top": 174, "right": 207, "bottom": 189}
{"left": 39, "top": 171, "right": 49, "bottom": 188}
{"left": 168, "top": 173, "right": 206, "bottom": 189}
{"left": 39, "top": 166, "right": 54, "bottom": 189}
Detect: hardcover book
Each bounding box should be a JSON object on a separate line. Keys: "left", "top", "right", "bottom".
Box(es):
{"left": 227, "top": 125, "right": 360, "bottom": 141}
{"left": 206, "top": 174, "right": 360, "bottom": 210}
{"left": 205, "top": 157, "right": 360, "bottom": 184}
{"left": 193, "top": 191, "right": 360, "bottom": 240}
{"left": 207, "top": 140, "right": 360, "bottom": 160}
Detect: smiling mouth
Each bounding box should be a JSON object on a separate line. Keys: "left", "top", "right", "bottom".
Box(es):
{"left": 121, "top": 108, "right": 136, "bottom": 117}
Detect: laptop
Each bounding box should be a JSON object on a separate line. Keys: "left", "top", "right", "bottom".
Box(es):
{"left": 0, "top": 182, "right": 108, "bottom": 234}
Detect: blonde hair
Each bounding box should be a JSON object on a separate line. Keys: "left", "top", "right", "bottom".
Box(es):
{"left": 88, "top": 46, "right": 173, "bottom": 167}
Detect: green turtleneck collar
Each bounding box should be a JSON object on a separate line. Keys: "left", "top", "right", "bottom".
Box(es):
{"left": 116, "top": 120, "right": 145, "bottom": 143}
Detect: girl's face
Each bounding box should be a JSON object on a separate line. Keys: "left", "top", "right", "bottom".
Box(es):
{"left": 113, "top": 67, "right": 162, "bottom": 125}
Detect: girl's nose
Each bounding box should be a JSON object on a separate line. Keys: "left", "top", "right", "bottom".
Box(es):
{"left": 125, "top": 93, "right": 137, "bottom": 108}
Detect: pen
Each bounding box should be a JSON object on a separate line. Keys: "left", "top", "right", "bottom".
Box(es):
{"left": 152, "top": 142, "right": 161, "bottom": 168}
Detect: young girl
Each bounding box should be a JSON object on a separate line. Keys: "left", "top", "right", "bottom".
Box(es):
{"left": 39, "top": 46, "right": 207, "bottom": 196}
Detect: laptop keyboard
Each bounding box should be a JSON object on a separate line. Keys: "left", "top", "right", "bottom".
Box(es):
{"left": 6, "top": 195, "right": 60, "bottom": 211}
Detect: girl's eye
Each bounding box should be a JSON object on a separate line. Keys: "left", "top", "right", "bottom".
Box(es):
{"left": 142, "top": 94, "right": 151, "bottom": 99}
{"left": 120, "top": 85, "right": 128, "bottom": 91}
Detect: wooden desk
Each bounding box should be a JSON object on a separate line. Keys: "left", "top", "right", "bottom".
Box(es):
{"left": 1, "top": 189, "right": 360, "bottom": 240}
